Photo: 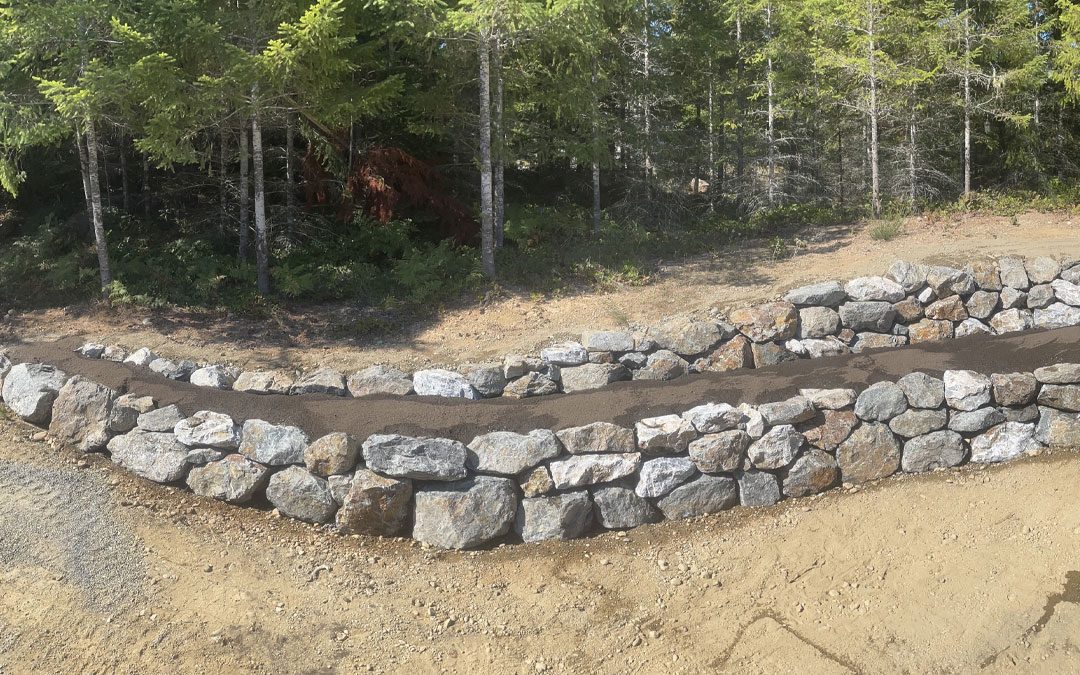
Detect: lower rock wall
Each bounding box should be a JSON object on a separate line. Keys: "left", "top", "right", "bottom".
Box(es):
{"left": 3, "top": 348, "right": 1080, "bottom": 549}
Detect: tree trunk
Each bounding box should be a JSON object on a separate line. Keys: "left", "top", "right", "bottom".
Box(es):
{"left": 252, "top": 108, "right": 269, "bottom": 294}
{"left": 963, "top": 3, "right": 972, "bottom": 200}
{"left": 119, "top": 134, "right": 130, "bottom": 213}
{"left": 285, "top": 111, "right": 296, "bottom": 237}
{"left": 591, "top": 59, "right": 602, "bottom": 233}
{"left": 908, "top": 98, "right": 918, "bottom": 207}
{"left": 765, "top": 3, "right": 777, "bottom": 207}
{"left": 707, "top": 61, "right": 715, "bottom": 212}
{"left": 84, "top": 119, "right": 112, "bottom": 300}
{"left": 735, "top": 10, "right": 746, "bottom": 180}
{"left": 76, "top": 129, "right": 92, "bottom": 215}
{"left": 867, "top": 0, "right": 882, "bottom": 217}
{"left": 220, "top": 127, "right": 228, "bottom": 228}
{"left": 493, "top": 42, "right": 505, "bottom": 248}
{"left": 238, "top": 125, "right": 250, "bottom": 262}
{"left": 642, "top": 0, "right": 652, "bottom": 198}
{"left": 478, "top": 37, "right": 495, "bottom": 279}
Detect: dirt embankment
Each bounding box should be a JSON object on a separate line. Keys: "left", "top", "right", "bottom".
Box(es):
{"left": 1, "top": 418, "right": 1078, "bottom": 673}
{"left": 9, "top": 326, "right": 1080, "bottom": 442}
{"left": 3, "top": 211, "right": 1078, "bottom": 375}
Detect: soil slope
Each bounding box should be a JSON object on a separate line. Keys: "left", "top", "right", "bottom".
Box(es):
{"left": 3, "top": 211, "right": 1078, "bottom": 374}
{"left": 1, "top": 418, "right": 1078, "bottom": 673}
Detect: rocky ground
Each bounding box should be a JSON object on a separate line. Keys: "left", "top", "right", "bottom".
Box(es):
{"left": 2, "top": 413, "right": 1079, "bottom": 673}
{"left": 3, "top": 211, "right": 1079, "bottom": 376}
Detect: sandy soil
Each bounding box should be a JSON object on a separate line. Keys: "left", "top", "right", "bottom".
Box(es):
{"left": 1, "top": 416, "right": 1078, "bottom": 674}
{"left": 8, "top": 326, "right": 1080, "bottom": 443}
{"left": 3, "top": 211, "right": 1078, "bottom": 374}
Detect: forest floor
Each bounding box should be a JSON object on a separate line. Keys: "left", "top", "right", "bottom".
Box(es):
{"left": 4, "top": 210, "right": 1080, "bottom": 374}
{"left": 1, "top": 415, "right": 1079, "bottom": 673}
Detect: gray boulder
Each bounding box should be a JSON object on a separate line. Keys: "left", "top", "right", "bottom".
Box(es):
{"left": 926, "top": 266, "right": 976, "bottom": 297}
{"left": 48, "top": 376, "right": 116, "bottom": 452}
{"left": 730, "top": 302, "right": 798, "bottom": 343}
{"left": 1027, "top": 284, "right": 1056, "bottom": 309}
{"left": 1050, "top": 279, "right": 1080, "bottom": 306}
{"left": 655, "top": 475, "right": 739, "bottom": 519}
{"left": 944, "top": 370, "right": 992, "bottom": 411}
{"left": 836, "top": 422, "right": 901, "bottom": 484}
{"left": 362, "top": 434, "right": 467, "bottom": 481}
{"left": 845, "top": 276, "right": 906, "bottom": 303}
{"left": 784, "top": 280, "right": 847, "bottom": 307}
{"left": 291, "top": 368, "right": 348, "bottom": 396}
{"left": 327, "top": 473, "right": 354, "bottom": 506}
{"left": 1035, "top": 407, "right": 1080, "bottom": 447}
{"left": 101, "top": 345, "right": 128, "bottom": 362}
{"left": 548, "top": 453, "right": 641, "bottom": 489}
{"left": 851, "top": 333, "right": 907, "bottom": 353}
{"left": 989, "top": 308, "right": 1034, "bottom": 333}
{"left": 335, "top": 469, "right": 412, "bottom": 536}
{"left": 560, "top": 363, "right": 630, "bottom": 392}
{"left": 886, "top": 260, "right": 929, "bottom": 293}
{"left": 592, "top": 486, "right": 658, "bottom": 529}
{"left": 137, "top": 404, "right": 185, "bottom": 432}
{"left": 233, "top": 370, "right": 295, "bottom": 395}
{"left": 266, "top": 466, "right": 336, "bottom": 524}
{"left": 635, "top": 456, "right": 697, "bottom": 498}
{"left": 1033, "top": 363, "right": 1080, "bottom": 384}
{"left": 347, "top": 365, "right": 414, "bottom": 397}
{"left": 737, "top": 470, "right": 781, "bottom": 507}
{"left": 751, "top": 341, "right": 798, "bottom": 367}
{"left": 798, "top": 388, "right": 857, "bottom": 410}
{"left": 688, "top": 431, "right": 750, "bottom": 473}
{"left": 839, "top": 302, "right": 896, "bottom": 332}
{"left": 1001, "top": 405, "right": 1040, "bottom": 423}
{"left": 107, "top": 430, "right": 191, "bottom": 483}
{"left": 515, "top": 492, "right": 593, "bottom": 543}
{"left": 969, "top": 422, "right": 1040, "bottom": 463}
{"left": 635, "top": 414, "right": 698, "bottom": 453}
{"left": 967, "top": 260, "right": 1002, "bottom": 291}
{"left": 555, "top": 421, "right": 636, "bottom": 454}
{"left": 1, "top": 363, "right": 68, "bottom": 425}
{"left": 633, "top": 350, "right": 688, "bottom": 381}
{"left": 748, "top": 425, "right": 804, "bottom": 469}
{"left": 797, "top": 306, "right": 842, "bottom": 339}
{"left": 75, "top": 342, "right": 105, "bottom": 358}
{"left": 897, "top": 372, "right": 945, "bottom": 409}
{"left": 304, "top": 432, "right": 361, "bottom": 476}
{"left": 186, "top": 454, "right": 270, "bottom": 503}
{"left": 949, "top": 408, "right": 1006, "bottom": 433}
{"left": 998, "top": 257, "right": 1031, "bottom": 290}
{"left": 854, "top": 381, "right": 908, "bottom": 421}
{"left": 238, "top": 419, "right": 309, "bottom": 466}
{"left": 999, "top": 286, "right": 1028, "bottom": 309}
{"left": 540, "top": 342, "right": 589, "bottom": 366}
{"left": 650, "top": 316, "right": 726, "bottom": 356}
{"left": 784, "top": 337, "right": 849, "bottom": 359}
{"left": 503, "top": 372, "right": 559, "bottom": 398}
{"left": 185, "top": 448, "right": 225, "bottom": 466}
{"left": 888, "top": 408, "right": 948, "bottom": 438}
{"left": 1037, "top": 384, "right": 1080, "bottom": 412}
{"left": 901, "top": 431, "right": 965, "bottom": 472}
{"left": 1026, "top": 256, "right": 1061, "bottom": 284}
{"left": 411, "top": 369, "right": 479, "bottom": 399}
{"left": 965, "top": 290, "right": 1000, "bottom": 319}
{"left": 583, "top": 330, "right": 635, "bottom": 353}
{"left": 465, "top": 363, "right": 509, "bottom": 398}
{"left": 123, "top": 347, "right": 158, "bottom": 366}
{"left": 783, "top": 450, "right": 839, "bottom": 497}
{"left": 466, "top": 429, "right": 562, "bottom": 475}
{"left": 955, "top": 318, "right": 993, "bottom": 338}
{"left": 189, "top": 365, "right": 236, "bottom": 390}
{"left": 1035, "top": 303, "right": 1080, "bottom": 329}
{"left": 758, "top": 396, "right": 816, "bottom": 425}
{"left": 682, "top": 402, "right": 744, "bottom": 433}
{"left": 412, "top": 477, "right": 517, "bottom": 549}
{"left": 149, "top": 358, "right": 196, "bottom": 381}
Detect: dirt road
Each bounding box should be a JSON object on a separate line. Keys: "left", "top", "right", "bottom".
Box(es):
{"left": 3, "top": 211, "right": 1078, "bottom": 374}
{"left": 1, "top": 416, "right": 1078, "bottom": 673}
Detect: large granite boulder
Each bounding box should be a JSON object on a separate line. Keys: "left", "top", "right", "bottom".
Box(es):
{"left": 291, "top": 368, "right": 348, "bottom": 396}
{"left": 560, "top": 363, "right": 630, "bottom": 392}
{"left": 466, "top": 429, "right": 561, "bottom": 475}
{"left": 107, "top": 429, "right": 191, "bottom": 483}
{"left": 412, "top": 476, "right": 517, "bottom": 549}
{"left": 839, "top": 302, "right": 896, "bottom": 332}
{"left": 635, "top": 414, "right": 698, "bottom": 453}
{"left": 797, "top": 306, "right": 842, "bottom": 339}
{"left": 555, "top": 421, "right": 636, "bottom": 454}
{"left": 635, "top": 457, "right": 697, "bottom": 498}
{"left": 362, "top": 434, "right": 468, "bottom": 481}
{"left": 411, "top": 369, "right": 479, "bottom": 399}
{"left": 650, "top": 316, "right": 727, "bottom": 356}
{"left": 854, "top": 381, "right": 908, "bottom": 421}
{"left": 175, "top": 411, "right": 242, "bottom": 449}
{"left": 48, "top": 376, "right": 116, "bottom": 452}
{"left": 189, "top": 365, "right": 237, "bottom": 390}
{"left": 266, "top": 466, "right": 337, "bottom": 523}
{"left": 783, "top": 450, "right": 839, "bottom": 497}
{"left": 1035, "top": 407, "right": 1080, "bottom": 447}
{"left": 784, "top": 281, "right": 847, "bottom": 307}
{"left": 304, "top": 432, "right": 362, "bottom": 476}
{"left": 592, "top": 486, "right": 658, "bottom": 529}
{"left": 347, "top": 365, "right": 414, "bottom": 397}
{"left": 730, "top": 302, "right": 798, "bottom": 343}
{"left": 655, "top": 475, "right": 739, "bottom": 519}
{"left": 991, "top": 372, "right": 1038, "bottom": 406}
{"left": 1, "top": 363, "right": 67, "bottom": 425}
{"left": 845, "top": 276, "right": 905, "bottom": 303}
{"left": 515, "top": 492, "right": 593, "bottom": 543}
{"left": 969, "top": 422, "right": 1040, "bottom": 463}
{"left": 335, "top": 469, "right": 413, "bottom": 536}
{"left": 540, "top": 342, "right": 589, "bottom": 366}
{"left": 943, "top": 370, "right": 992, "bottom": 411}
{"left": 186, "top": 454, "right": 270, "bottom": 503}
{"left": 897, "top": 372, "right": 945, "bottom": 409}
{"left": 748, "top": 425, "right": 804, "bottom": 469}
{"left": 233, "top": 370, "right": 295, "bottom": 395}
{"left": 901, "top": 430, "right": 965, "bottom": 472}
{"left": 548, "top": 453, "right": 642, "bottom": 489}
{"left": 836, "top": 422, "right": 901, "bottom": 484}
{"left": 238, "top": 419, "right": 309, "bottom": 466}
{"left": 688, "top": 431, "right": 750, "bottom": 473}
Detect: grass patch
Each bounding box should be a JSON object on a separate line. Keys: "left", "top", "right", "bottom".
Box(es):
{"left": 868, "top": 219, "right": 904, "bottom": 241}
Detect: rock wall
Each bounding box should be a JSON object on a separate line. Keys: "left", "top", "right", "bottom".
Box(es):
{"left": 5, "top": 344, "right": 1080, "bottom": 550}
{"left": 73, "top": 255, "right": 1080, "bottom": 401}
